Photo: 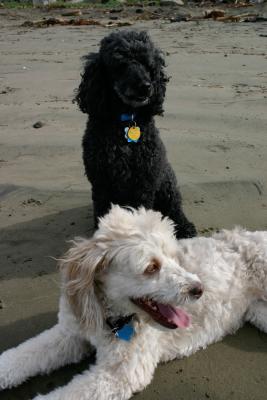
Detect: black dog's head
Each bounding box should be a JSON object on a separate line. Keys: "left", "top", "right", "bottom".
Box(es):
{"left": 76, "top": 30, "right": 168, "bottom": 118}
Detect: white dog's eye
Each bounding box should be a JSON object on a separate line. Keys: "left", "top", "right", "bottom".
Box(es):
{"left": 144, "top": 259, "right": 161, "bottom": 275}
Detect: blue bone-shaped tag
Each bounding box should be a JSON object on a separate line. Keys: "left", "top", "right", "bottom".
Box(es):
{"left": 115, "top": 322, "right": 135, "bottom": 341}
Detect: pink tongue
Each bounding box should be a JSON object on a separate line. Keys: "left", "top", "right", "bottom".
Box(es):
{"left": 158, "top": 304, "right": 190, "bottom": 328}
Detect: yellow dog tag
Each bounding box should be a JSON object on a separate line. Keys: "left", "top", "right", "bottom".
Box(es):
{"left": 126, "top": 126, "right": 141, "bottom": 143}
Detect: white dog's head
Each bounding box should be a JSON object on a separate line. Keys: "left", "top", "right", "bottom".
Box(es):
{"left": 60, "top": 206, "right": 203, "bottom": 333}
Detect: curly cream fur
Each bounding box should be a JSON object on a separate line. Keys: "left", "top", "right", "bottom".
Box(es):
{"left": 0, "top": 206, "right": 266, "bottom": 400}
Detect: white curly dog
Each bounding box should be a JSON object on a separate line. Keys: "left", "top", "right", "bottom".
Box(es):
{"left": 0, "top": 206, "right": 267, "bottom": 400}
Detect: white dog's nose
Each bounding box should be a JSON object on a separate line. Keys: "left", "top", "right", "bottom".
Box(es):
{"left": 188, "top": 283, "right": 204, "bottom": 299}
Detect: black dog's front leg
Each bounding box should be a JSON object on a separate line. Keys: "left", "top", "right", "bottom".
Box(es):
{"left": 130, "top": 187, "right": 156, "bottom": 210}
{"left": 92, "top": 188, "right": 112, "bottom": 228}
{"left": 92, "top": 187, "right": 156, "bottom": 228}
{"left": 154, "top": 165, "right": 197, "bottom": 239}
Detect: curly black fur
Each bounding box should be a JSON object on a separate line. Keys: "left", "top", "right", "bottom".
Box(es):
{"left": 76, "top": 30, "right": 196, "bottom": 239}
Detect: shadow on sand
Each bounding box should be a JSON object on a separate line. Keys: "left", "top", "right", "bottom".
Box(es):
{"left": 0, "top": 205, "right": 94, "bottom": 281}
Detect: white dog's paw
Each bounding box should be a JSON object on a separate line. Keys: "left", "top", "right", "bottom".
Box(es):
{"left": 0, "top": 378, "right": 9, "bottom": 390}
{"left": 0, "top": 371, "right": 19, "bottom": 390}
{"left": 0, "top": 349, "right": 26, "bottom": 390}
{"left": 0, "top": 357, "right": 13, "bottom": 390}
{"left": 0, "top": 370, "right": 14, "bottom": 390}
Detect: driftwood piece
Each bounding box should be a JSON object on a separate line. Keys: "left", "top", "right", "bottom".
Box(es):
{"left": 21, "top": 17, "right": 133, "bottom": 28}
{"left": 204, "top": 9, "right": 225, "bottom": 19}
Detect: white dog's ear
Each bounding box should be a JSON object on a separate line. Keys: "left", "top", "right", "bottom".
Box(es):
{"left": 60, "top": 238, "right": 108, "bottom": 332}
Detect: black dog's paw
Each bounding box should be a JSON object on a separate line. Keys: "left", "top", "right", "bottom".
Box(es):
{"left": 176, "top": 222, "right": 197, "bottom": 239}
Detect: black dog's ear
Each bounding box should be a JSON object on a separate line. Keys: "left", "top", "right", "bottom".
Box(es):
{"left": 75, "top": 53, "right": 107, "bottom": 116}
{"left": 150, "top": 49, "right": 169, "bottom": 116}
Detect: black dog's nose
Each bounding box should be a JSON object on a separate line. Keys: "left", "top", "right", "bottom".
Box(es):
{"left": 189, "top": 283, "right": 203, "bottom": 299}
{"left": 139, "top": 81, "right": 152, "bottom": 95}
{"left": 143, "top": 81, "right": 151, "bottom": 89}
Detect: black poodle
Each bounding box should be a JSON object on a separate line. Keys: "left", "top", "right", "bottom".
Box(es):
{"left": 76, "top": 30, "right": 196, "bottom": 239}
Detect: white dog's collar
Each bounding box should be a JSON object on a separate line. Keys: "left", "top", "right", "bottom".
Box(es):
{"left": 106, "top": 314, "right": 135, "bottom": 341}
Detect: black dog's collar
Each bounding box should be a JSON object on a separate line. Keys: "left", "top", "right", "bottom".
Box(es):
{"left": 120, "top": 113, "right": 136, "bottom": 122}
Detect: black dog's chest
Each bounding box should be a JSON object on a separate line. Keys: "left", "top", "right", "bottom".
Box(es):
{"left": 103, "top": 129, "right": 157, "bottom": 185}
{"left": 102, "top": 123, "right": 154, "bottom": 163}
{"left": 85, "top": 121, "right": 162, "bottom": 190}
{"left": 109, "top": 141, "right": 150, "bottom": 179}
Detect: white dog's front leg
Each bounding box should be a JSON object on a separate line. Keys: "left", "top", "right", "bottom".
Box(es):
{"left": 33, "top": 365, "right": 132, "bottom": 400}
{"left": 33, "top": 339, "right": 158, "bottom": 400}
{"left": 0, "top": 324, "right": 87, "bottom": 390}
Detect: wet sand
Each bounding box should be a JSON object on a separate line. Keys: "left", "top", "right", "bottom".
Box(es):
{"left": 0, "top": 5, "right": 267, "bottom": 400}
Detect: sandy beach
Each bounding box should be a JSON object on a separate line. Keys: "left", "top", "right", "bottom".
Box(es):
{"left": 0, "top": 3, "right": 267, "bottom": 399}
